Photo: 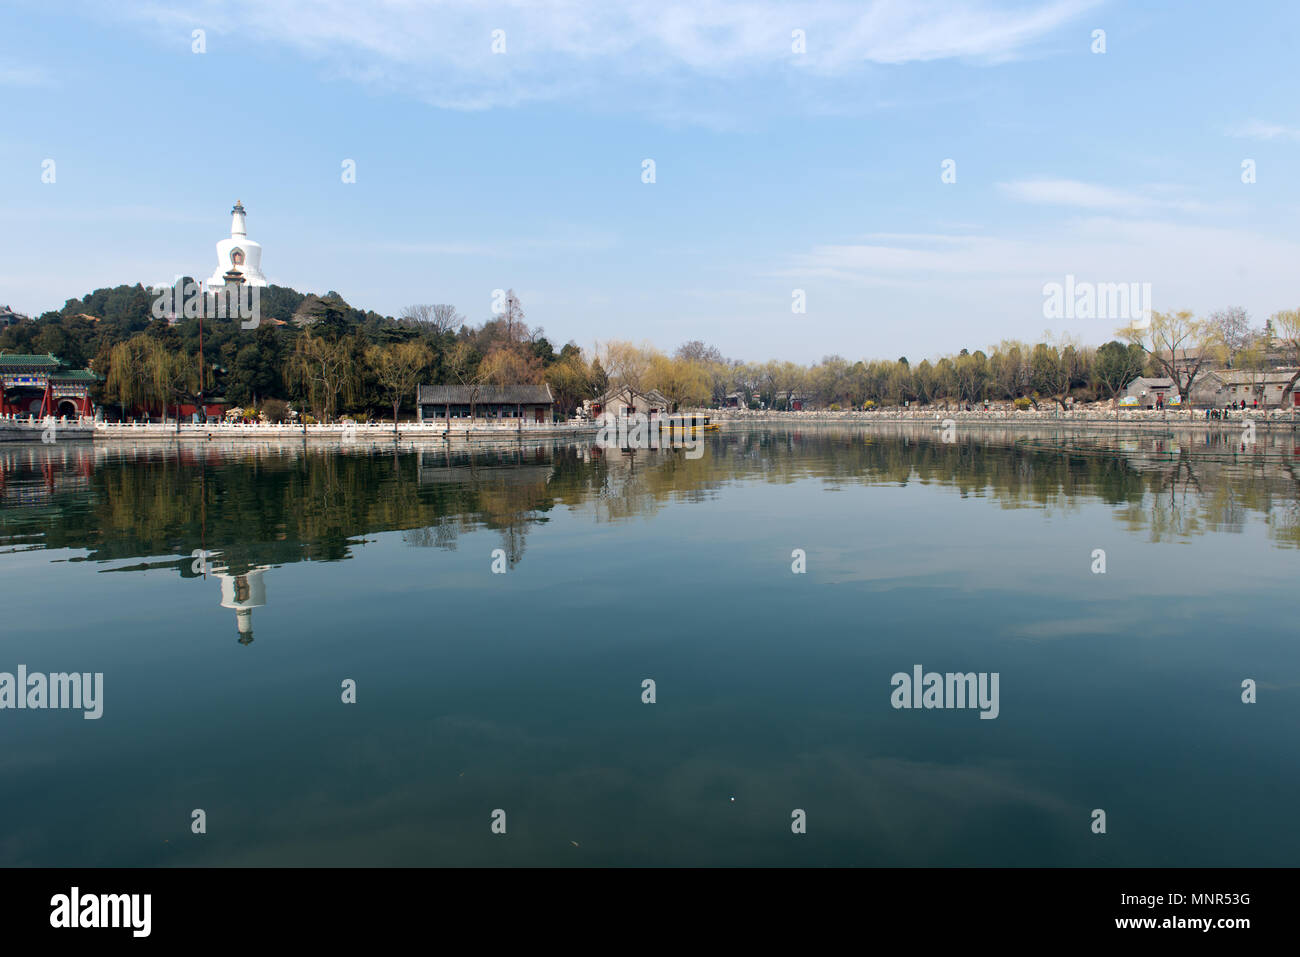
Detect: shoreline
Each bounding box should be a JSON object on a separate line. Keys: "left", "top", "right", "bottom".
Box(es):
{"left": 711, "top": 408, "right": 1300, "bottom": 433}
{"left": 90, "top": 421, "right": 598, "bottom": 442}
{"left": 5, "top": 407, "right": 1298, "bottom": 444}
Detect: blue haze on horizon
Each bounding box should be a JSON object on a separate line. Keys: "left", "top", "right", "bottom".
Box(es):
{"left": 1, "top": 0, "right": 1297, "bottom": 363}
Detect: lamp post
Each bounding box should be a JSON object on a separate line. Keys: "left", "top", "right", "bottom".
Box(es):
{"left": 218, "top": 268, "right": 244, "bottom": 428}
{"left": 196, "top": 278, "right": 205, "bottom": 426}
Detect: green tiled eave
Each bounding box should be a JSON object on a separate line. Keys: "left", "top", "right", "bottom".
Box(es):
{"left": 52, "top": 370, "right": 103, "bottom": 382}
{"left": 0, "top": 353, "right": 101, "bottom": 380}
{"left": 0, "top": 353, "right": 62, "bottom": 368}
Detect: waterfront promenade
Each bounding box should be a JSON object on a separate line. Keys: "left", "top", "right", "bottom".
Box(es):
{"left": 1, "top": 413, "right": 596, "bottom": 443}
{"left": 6, "top": 406, "right": 1299, "bottom": 444}
{"left": 712, "top": 406, "right": 1300, "bottom": 433}
{"left": 95, "top": 418, "right": 596, "bottom": 441}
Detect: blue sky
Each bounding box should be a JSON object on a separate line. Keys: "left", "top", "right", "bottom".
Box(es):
{"left": 2, "top": 0, "right": 1298, "bottom": 362}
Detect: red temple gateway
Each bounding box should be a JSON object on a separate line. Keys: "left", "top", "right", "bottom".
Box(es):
{"left": 0, "top": 353, "right": 101, "bottom": 418}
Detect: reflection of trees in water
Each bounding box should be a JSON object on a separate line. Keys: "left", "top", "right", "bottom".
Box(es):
{"left": 714, "top": 424, "right": 1300, "bottom": 546}
{"left": 405, "top": 446, "right": 559, "bottom": 566}
{"left": 588, "top": 449, "right": 722, "bottom": 522}
{"left": 401, "top": 519, "right": 461, "bottom": 550}
{"left": 1269, "top": 500, "right": 1300, "bottom": 544}
{"left": 4, "top": 425, "right": 1300, "bottom": 575}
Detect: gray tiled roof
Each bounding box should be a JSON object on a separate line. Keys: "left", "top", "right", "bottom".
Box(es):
{"left": 596, "top": 385, "right": 670, "bottom": 405}
{"left": 418, "top": 383, "right": 553, "bottom": 404}
{"left": 1204, "top": 369, "right": 1299, "bottom": 386}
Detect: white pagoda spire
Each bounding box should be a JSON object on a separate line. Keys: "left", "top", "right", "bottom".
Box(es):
{"left": 207, "top": 200, "right": 268, "bottom": 288}
{"left": 230, "top": 200, "right": 248, "bottom": 238}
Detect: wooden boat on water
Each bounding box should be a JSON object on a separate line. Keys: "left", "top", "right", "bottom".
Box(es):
{"left": 662, "top": 413, "right": 717, "bottom": 432}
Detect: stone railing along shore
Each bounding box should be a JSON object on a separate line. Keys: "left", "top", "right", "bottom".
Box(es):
{"left": 87, "top": 418, "right": 597, "bottom": 440}
{"left": 709, "top": 406, "right": 1300, "bottom": 429}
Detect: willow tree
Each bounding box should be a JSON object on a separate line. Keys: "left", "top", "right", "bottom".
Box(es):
{"left": 648, "top": 354, "right": 711, "bottom": 410}
{"left": 284, "top": 332, "right": 359, "bottom": 422}
{"left": 481, "top": 342, "right": 544, "bottom": 386}
{"left": 103, "top": 334, "right": 198, "bottom": 424}
{"left": 106, "top": 336, "right": 158, "bottom": 420}
{"left": 366, "top": 340, "right": 432, "bottom": 430}
{"left": 952, "top": 350, "right": 991, "bottom": 404}
{"left": 544, "top": 353, "right": 593, "bottom": 417}
{"left": 767, "top": 360, "right": 805, "bottom": 410}
{"left": 912, "top": 360, "right": 937, "bottom": 406}
{"left": 148, "top": 343, "right": 199, "bottom": 430}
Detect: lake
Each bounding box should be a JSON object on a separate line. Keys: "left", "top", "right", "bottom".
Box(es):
{"left": 1, "top": 424, "right": 1297, "bottom": 866}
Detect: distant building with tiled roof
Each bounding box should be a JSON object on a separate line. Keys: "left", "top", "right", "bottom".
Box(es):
{"left": 1190, "top": 368, "right": 1300, "bottom": 408}
{"left": 417, "top": 383, "right": 554, "bottom": 423}
{"left": 591, "top": 385, "right": 671, "bottom": 420}
{"left": 0, "top": 304, "right": 30, "bottom": 328}
{"left": 1121, "top": 376, "right": 1177, "bottom": 408}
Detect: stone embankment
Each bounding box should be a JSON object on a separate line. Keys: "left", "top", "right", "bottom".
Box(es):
{"left": 709, "top": 406, "right": 1300, "bottom": 431}
{"left": 0, "top": 415, "right": 95, "bottom": 442}
{"left": 87, "top": 420, "right": 597, "bottom": 442}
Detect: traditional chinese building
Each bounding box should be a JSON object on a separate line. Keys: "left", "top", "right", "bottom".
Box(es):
{"left": 1190, "top": 368, "right": 1300, "bottom": 408}
{"left": 417, "top": 384, "right": 554, "bottom": 423}
{"left": 590, "top": 385, "right": 671, "bottom": 421}
{"left": 0, "top": 353, "right": 100, "bottom": 418}
{"left": 0, "top": 305, "right": 30, "bottom": 329}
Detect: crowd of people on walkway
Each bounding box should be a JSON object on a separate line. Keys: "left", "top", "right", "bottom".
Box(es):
{"left": 1206, "top": 399, "right": 1263, "bottom": 420}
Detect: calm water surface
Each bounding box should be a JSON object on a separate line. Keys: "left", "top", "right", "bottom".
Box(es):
{"left": 2, "top": 425, "right": 1297, "bottom": 866}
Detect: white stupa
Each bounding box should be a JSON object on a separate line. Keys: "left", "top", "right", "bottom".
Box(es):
{"left": 207, "top": 200, "right": 268, "bottom": 288}
{"left": 216, "top": 566, "right": 269, "bottom": 644}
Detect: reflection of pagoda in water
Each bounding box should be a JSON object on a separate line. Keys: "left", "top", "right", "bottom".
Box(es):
{"left": 214, "top": 566, "right": 269, "bottom": 645}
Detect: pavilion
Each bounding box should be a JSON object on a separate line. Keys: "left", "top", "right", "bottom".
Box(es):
{"left": 0, "top": 353, "right": 100, "bottom": 418}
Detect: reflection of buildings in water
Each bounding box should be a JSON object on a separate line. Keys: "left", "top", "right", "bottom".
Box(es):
{"left": 414, "top": 449, "right": 556, "bottom": 566}
{"left": 0, "top": 445, "right": 95, "bottom": 505}
{"left": 215, "top": 566, "right": 269, "bottom": 645}
{"left": 416, "top": 459, "right": 554, "bottom": 488}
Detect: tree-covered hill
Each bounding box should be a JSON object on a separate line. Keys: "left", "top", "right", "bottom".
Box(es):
{"left": 0, "top": 284, "right": 587, "bottom": 422}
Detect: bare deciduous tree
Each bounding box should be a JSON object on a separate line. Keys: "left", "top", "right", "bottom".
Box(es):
{"left": 1121, "top": 310, "right": 1223, "bottom": 407}
{"left": 1208, "top": 306, "right": 1254, "bottom": 364}
{"left": 400, "top": 303, "right": 462, "bottom": 337}
{"left": 675, "top": 340, "right": 726, "bottom": 365}
{"left": 596, "top": 340, "right": 656, "bottom": 400}
{"left": 1270, "top": 309, "right": 1300, "bottom": 400}
{"left": 499, "top": 289, "right": 526, "bottom": 345}
{"left": 447, "top": 340, "right": 487, "bottom": 420}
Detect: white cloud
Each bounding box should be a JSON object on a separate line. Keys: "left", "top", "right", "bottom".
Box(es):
{"left": 374, "top": 233, "right": 616, "bottom": 257}
{"left": 0, "top": 205, "right": 209, "bottom": 226}
{"left": 1227, "top": 120, "right": 1300, "bottom": 142}
{"left": 997, "top": 178, "right": 1205, "bottom": 213}
{"left": 0, "top": 65, "right": 50, "bottom": 87}
{"left": 766, "top": 218, "right": 1300, "bottom": 357}
{"left": 104, "top": 0, "right": 1098, "bottom": 111}
{"left": 783, "top": 218, "right": 1300, "bottom": 291}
